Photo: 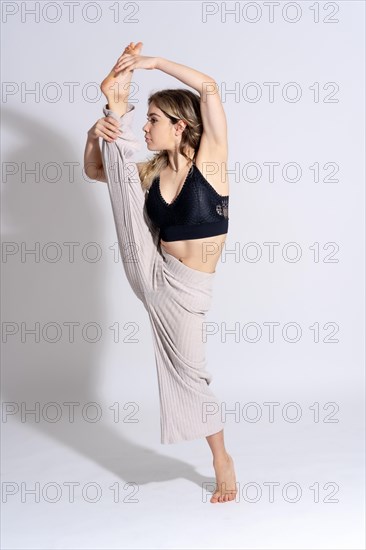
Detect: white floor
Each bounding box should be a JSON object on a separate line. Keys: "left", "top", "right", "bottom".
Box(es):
{"left": 2, "top": 396, "right": 364, "bottom": 550}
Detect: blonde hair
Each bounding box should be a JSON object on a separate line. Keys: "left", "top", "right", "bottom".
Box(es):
{"left": 138, "top": 88, "right": 203, "bottom": 192}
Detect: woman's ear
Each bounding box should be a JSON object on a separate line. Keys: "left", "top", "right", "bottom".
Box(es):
{"left": 175, "top": 120, "right": 187, "bottom": 135}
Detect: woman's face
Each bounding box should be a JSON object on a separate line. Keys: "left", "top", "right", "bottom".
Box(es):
{"left": 142, "top": 102, "right": 179, "bottom": 151}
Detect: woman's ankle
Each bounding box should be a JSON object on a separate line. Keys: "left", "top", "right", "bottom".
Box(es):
{"left": 213, "top": 451, "right": 230, "bottom": 463}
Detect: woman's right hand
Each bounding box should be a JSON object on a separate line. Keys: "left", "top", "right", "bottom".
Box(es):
{"left": 87, "top": 116, "right": 122, "bottom": 143}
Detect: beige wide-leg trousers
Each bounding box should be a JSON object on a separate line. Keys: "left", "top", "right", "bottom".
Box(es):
{"left": 101, "top": 102, "right": 224, "bottom": 444}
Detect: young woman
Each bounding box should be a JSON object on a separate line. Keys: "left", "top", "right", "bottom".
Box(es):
{"left": 84, "top": 42, "right": 237, "bottom": 504}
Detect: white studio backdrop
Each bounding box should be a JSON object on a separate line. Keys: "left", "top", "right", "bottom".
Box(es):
{"left": 1, "top": 1, "right": 365, "bottom": 549}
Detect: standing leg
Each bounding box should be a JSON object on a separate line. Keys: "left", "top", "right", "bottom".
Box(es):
{"left": 147, "top": 250, "right": 225, "bottom": 444}
{"left": 206, "top": 431, "right": 238, "bottom": 503}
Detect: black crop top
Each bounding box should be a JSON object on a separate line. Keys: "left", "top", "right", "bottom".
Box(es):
{"left": 145, "top": 163, "right": 229, "bottom": 242}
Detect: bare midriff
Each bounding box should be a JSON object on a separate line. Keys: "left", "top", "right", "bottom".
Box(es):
{"left": 160, "top": 233, "right": 228, "bottom": 273}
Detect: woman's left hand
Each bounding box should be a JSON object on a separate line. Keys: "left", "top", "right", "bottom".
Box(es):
{"left": 113, "top": 54, "right": 158, "bottom": 73}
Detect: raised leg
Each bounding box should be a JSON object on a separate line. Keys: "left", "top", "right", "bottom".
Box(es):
{"left": 101, "top": 103, "right": 160, "bottom": 302}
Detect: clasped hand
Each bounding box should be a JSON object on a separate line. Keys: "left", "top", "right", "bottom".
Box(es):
{"left": 113, "top": 51, "right": 158, "bottom": 73}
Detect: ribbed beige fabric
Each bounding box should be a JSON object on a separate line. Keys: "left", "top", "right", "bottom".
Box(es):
{"left": 101, "top": 102, "right": 224, "bottom": 444}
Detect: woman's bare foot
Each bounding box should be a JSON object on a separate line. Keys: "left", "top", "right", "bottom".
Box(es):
{"left": 100, "top": 41, "right": 143, "bottom": 100}
{"left": 210, "top": 452, "right": 238, "bottom": 503}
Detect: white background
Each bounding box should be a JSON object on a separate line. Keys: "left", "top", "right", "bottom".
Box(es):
{"left": 1, "top": 1, "right": 365, "bottom": 548}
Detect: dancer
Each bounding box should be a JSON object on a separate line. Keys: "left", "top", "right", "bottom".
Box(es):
{"left": 84, "top": 42, "right": 237, "bottom": 503}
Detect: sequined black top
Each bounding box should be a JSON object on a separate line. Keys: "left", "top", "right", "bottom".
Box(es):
{"left": 145, "top": 163, "right": 229, "bottom": 242}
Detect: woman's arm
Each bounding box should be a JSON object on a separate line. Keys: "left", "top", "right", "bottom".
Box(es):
{"left": 111, "top": 46, "right": 227, "bottom": 148}
{"left": 155, "top": 57, "right": 214, "bottom": 96}
{"left": 84, "top": 114, "right": 126, "bottom": 183}
{"left": 155, "top": 57, "right": 227, "bottom": 149}
{"left": 84, "top": 134, "right": 107, "bottom": 183}
{"left": 84, "top": 126, "right": 145, "bottom": 184}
